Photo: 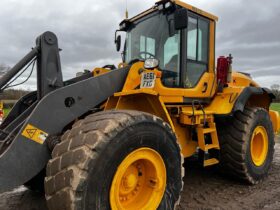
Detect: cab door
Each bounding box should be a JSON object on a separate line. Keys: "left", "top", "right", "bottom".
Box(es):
{"left": 180, "top": 12, "right": 216, "bottom": 99}
{"left": 157, "top": 11, "right": 216, "bottom": 103}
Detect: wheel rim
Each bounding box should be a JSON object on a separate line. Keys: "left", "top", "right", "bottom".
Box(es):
{"left": 110, "top": 148, "right": 166, "bottom": 210}
{"left": 250, "top": 126, "right": 269, "bottom": 166}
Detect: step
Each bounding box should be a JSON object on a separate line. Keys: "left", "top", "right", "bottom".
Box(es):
{"left": 201, "top": 128, "right": 216, "bottom": 134}
{"left": 204, "top": 158, "right": 219, "bottom": 167}
{"left": 205, "top": 144, "right": 220, "bottom": 151}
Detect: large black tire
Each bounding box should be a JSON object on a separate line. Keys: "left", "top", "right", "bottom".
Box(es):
{"left": 217, "top": 107, "right": 275, "bottom": 184}
{"left": 44, "top": 110, "right": 184, "bottom": 210}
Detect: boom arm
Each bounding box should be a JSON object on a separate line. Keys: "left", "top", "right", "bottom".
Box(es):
{"left": 0, "top": 31, "right": 63, "bottom": 99}
{"left": 0, "top": 32, "right": 128, "bottom": 192}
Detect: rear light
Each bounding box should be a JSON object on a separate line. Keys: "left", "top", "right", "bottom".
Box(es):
{"left": 217, "top": 56, "right": 229, "bottom": 86}
{"left": 217, "top": 54, "right": 233, "bottom": 88}
{"left": 0, "top": 110, "right": 3, "bottom": 118}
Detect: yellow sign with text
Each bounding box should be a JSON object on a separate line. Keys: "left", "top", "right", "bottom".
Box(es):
{"left": 22, "top": 124, "right": 49, "bottom": 144}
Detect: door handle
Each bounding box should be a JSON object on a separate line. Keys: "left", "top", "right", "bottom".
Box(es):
{"left": 202, "top": 82, "right": 208, "bottom": 93}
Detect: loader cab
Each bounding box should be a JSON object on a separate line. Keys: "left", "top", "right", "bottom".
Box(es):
{"left": 118, "top": 1, "right": 218, "bottom": 100}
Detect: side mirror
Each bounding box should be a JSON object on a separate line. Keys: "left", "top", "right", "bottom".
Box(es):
{"left": 115, "top": 35, "right": 121, "bottom": 52}
{"left": 174, "top": 8, "right": 188, "bottom": 30}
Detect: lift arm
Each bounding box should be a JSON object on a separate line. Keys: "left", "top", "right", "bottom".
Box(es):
{"left": 0, "top": 32, "right": 128, "bottom": 192}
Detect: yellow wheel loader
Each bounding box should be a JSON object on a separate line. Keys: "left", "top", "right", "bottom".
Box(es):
{"left": 0, "top": 0, "right": 279, "bottom": 209}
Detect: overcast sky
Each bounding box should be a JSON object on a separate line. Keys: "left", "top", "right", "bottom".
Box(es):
{"left": 0, "top": 0, "right": 279, "bottom": 89}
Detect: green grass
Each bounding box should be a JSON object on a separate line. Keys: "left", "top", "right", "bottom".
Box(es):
{"left": 270, "top": 103, "right": 280, "bottom": 114}
{"left": 3, "top": 108, "right": 11, "bottom": 116}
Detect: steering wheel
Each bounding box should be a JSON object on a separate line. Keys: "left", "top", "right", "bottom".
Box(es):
{"left": 161, "top": 69, "right": 178, "bottom": 79}
{"left": 139, "top": 51, "right": 155, "bottom": 59}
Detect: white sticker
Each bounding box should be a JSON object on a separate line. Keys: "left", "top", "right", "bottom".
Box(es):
{"left": 140, "top": 72, "right": 156, "bottom": 89}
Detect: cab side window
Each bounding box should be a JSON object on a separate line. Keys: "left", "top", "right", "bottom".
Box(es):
{"left": 185, "top": 16, "right": 209, "bottom": 88}
{"left": 161, "top": 33, "right": 180, "bottom": 87}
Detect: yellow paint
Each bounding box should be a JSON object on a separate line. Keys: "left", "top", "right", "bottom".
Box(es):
{"left": 130, "top": 0, "right": 218, "bottom": 23}
{"left": 110, "top": 148, "right": 166, "bottom": 210}
{"left": 250, "top": 126, "right": 269, "bottom": 166}
{"left": 121, "top": 62, "right": 218, "bottom": 103}
{"left": 196, "top": 123, "right": 219, "bottom": 152}
{"left": 0, "top": 101, "right": 3, "bottom": 109}
{"left": 173, "top": 0, "right": 218, "bottom": 21}
{"left": 230, "top": 72, "right": 259, "bottom": 87}
{"left": 92, "top": 67, "right": 110, "bottom": 77}
{"left": 105, "top": 57, "right": 273, "bottom": 160}
{"left": 22, "top": 124, "right": 48, "bottom": 144}
{"left": 269, "top": 110, "right": 280, "bottom": 133}
{"left": 106, "top": 63, "right": 248, "bottom": 159}
{"left": 172, "top": 117, "right": 197, "bottom": 157}
{"left": 204, "top": 158, "right": 219, "bottom": 167}
{"left": 105, "top": 89, "right": 175, "bottom": 131}
{"left": 121, "top": 62, "right": 143, "bottom": 91}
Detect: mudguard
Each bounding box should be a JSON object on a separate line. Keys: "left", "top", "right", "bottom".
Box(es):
{"left": 232, "top": 87, "right": 275, "bottom": 112}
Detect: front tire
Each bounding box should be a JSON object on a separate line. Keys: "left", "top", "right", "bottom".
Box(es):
{"left": 45, "top": 110, "right": 183, "bottom": 210}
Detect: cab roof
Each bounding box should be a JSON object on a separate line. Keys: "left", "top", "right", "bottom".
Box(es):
{"left": 127, "top": 0, "right": 218, "bottom": 23}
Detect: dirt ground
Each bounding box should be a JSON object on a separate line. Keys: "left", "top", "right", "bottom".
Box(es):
{"left": 0, "top": 137, "right": 279, "bottom": 210}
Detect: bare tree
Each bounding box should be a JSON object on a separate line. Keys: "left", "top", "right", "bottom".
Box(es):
{"left": 0, "top": 63, "right": 10, "bottom": 76}
{"left": 271, "top": 84, "right": 280, "bottom": 102}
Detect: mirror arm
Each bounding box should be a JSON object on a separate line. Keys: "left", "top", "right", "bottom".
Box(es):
{"left": 115, "top": 30, "right": 121, "bottom": 43}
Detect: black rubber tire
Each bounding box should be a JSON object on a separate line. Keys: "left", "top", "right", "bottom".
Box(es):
{"left": 44, "top": 110, "right": 184, "bottom": 210}
{"left": 217, "top": 107, "right": 275, "bottom": 184}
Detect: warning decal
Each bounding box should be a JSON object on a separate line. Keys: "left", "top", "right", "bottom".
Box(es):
{"left": 22, "top": 124, "right": 49, "bottom": 144}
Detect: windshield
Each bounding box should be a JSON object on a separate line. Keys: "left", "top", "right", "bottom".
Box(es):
{"left": 125, "top": 11, "right": 181, "bottom": 87}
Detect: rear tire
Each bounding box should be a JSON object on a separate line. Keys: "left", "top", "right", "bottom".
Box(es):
{"left": 45, "top": 110, "right": 184, "bottom": 210}
{"left": 217, "top": 107, "right": 274, "bottom": 184}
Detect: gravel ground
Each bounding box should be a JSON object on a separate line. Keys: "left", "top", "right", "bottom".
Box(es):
{"left": 0, "top": 136, "right": 279, "bottom": 210}
{"left": 178, "top": 136, "right": 280, "bottom": 210}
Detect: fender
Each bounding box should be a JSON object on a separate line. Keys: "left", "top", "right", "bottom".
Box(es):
{"left": 232, "top": 86, "right": 275, "bottom": 112}
{"left": 105, "top": 89, "right": 175, "bottom": 131}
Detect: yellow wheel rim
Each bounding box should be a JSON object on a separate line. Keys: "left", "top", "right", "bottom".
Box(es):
{"left": 250, "top": 126, "right": 269, "bottom": 166}
{"left": 110, "top": 148, "right": 166, "bottom": 210}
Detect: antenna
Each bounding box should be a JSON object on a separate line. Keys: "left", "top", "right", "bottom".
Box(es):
{"left": 125, "top": 0, "right": 128, "bottom": 19}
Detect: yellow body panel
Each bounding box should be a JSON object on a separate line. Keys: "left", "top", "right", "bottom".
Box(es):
{"left": 105, "top": 89, "right": 175, "bottom": 131}
{"left": 104, "top": 60, "right": 279, "bottom": 159}
{"left": 231, "top": 72, "right": 259, "bottom": 87}
{"left": 270, "top": 110, "right": 280, "bottom": 133}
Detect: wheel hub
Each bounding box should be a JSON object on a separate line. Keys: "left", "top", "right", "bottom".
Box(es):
{"left": 110, "top": 148, "right": 166, "bottom": 210}
{"left": 250, "top": 126, "right": 269, "bottom": 166}
{"left": 124, "top": 174, "right": 137, "bottom": 189}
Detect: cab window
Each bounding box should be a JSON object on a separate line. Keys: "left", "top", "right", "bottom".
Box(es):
{"left": 161, "top": 33, "right": 180, "bottom": 87}
{"left": 185, "top": 16, "right": 209, "bottom": 88}
{"left": 140, "top": 36, "right": 155, "bottom": 59}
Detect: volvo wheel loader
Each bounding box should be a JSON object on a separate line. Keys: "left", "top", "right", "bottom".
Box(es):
{"left": 0, "top": 0, "right": 279, "bottom": 209}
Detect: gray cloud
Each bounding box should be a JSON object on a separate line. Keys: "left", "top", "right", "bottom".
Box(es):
{"left": 0, "top": 0, "right": 279, "bottom": 89}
